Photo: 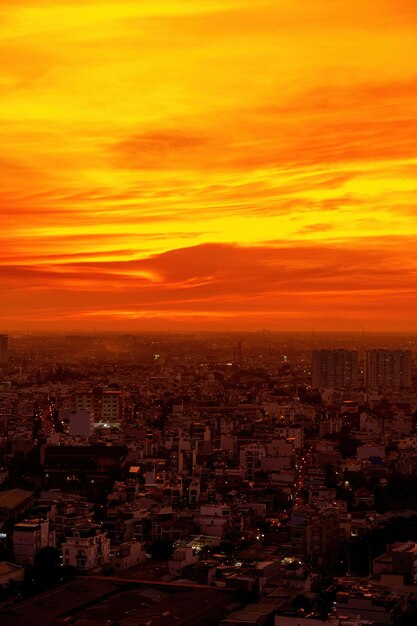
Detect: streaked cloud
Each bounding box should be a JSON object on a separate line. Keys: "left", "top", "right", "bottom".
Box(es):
{"left": 0, "top": 0, "right": 416, "bottom": 329}
{"left": 2, "top": 242, "right": 417, "bottom": 330}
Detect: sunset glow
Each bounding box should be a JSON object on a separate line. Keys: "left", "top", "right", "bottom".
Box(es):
{"left": 2, "top": 0, "right": 417, "bottom": 331}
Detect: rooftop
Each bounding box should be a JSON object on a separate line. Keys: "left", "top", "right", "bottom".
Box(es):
{"left": 0, "top": 489, "right": 34, "bottom": 511}
{"left": 0, "top": 562, "right": 24, "bottom": 576}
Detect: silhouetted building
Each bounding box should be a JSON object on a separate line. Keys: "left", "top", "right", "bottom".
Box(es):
{"left": 312, "top": 349, "right": 358, "bottom": 389}
{"left": 42, "top": 444, "right": 128, "bottom": 492}
{"left": 32, "top": 403, "right": 42, "bottom": 440}
{"left": 365, "top": 349, "right": 412, "bottom": 390}
{"left": 0, "top": 334, "right": 8, "bottom": 365}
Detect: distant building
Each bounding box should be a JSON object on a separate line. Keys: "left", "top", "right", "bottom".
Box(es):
{"left": 312, "top": 350, "right": 358, "bottom": 389}
{"left": 65, "top": 335, "right": 93, "bottom": 349}
{"left": 76, "top": 387, "right": 124, "bottom": 423}
{"left": 0, "top": 334, "right": 8, "bottom": 365}
{"left": 68, "top": 408, "right": 94, "bottom": 438}
{"left": 365, "top": 349, "right": 412, "bottom": 391}
{"left": 240, "top": 443, "right": 267, "bottom": 481}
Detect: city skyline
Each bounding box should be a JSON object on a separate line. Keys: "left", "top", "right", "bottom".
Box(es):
{"left": 1, "top": 1, "right": 417, "bottom": 331}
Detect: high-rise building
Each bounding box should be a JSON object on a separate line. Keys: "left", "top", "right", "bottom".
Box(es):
{"left": 365, "top": 349, "right": 412, "bottom": 390}
{"left": 76, "top": 387, "right": 124, "bottom": 423}
{"left": 0, "top": 335, "right": 8, "bottom": 365}
{"left": 289, "top": 504, "right": 340, "bottom": 568}
{"left": 312, "top": 349, "right": 358, "bottom": 389}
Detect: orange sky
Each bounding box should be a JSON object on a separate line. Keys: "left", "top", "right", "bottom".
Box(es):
{"left": 1, "top": 0, "right": 417, "bottom": 331}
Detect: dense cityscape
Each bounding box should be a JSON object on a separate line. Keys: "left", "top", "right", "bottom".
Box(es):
{"left": 1, "top": 331, "right": 417, "bottom": 625}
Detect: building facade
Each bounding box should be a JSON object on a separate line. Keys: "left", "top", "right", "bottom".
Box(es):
{"left": 365, "top": 349, "right": 412, "bottom": 390}
{"left": 76, "top": 387, "right": 124, "bottom": 423}
{"left": 62, "top": 525, "right": 110, "bottom": 570}
{"left": 13, "top": 518, "right": 55, "bottom": 566}
{"left": 312, "top": 349, "right": 359, "bottom": 390}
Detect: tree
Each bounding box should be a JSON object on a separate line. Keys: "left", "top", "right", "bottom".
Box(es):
{"left": 8, "top": 451, "right": 26, "bottom": 483}
{"left": 291, "top": 593, "right": 314, "bottom": 612}
{"left": 149, "top": 539, "right": 174, "bottom": 560}
{"left": 33, "top": 546, "right": 61, "bottom": 583}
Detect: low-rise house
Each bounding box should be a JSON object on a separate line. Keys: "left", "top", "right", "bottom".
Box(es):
{"left": 373, "top": 541, "right": 417, "bottom": 583}
{"left": 168, "top": 546, "right": 198, "bottom": 577}
{"left": 195, "top": 504, "right": 232, "bottom": 538}
{"left": 111, "top": 539, "right": 146, "bottom": 571}
{"left": 336, "top": 587, "right": 410, "bottom": 626}
{"left": 13, "top": 518, "right": 55, "bottom": 566}
{"left": 62, "top": 525, "right": 110, "bottom": 571}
